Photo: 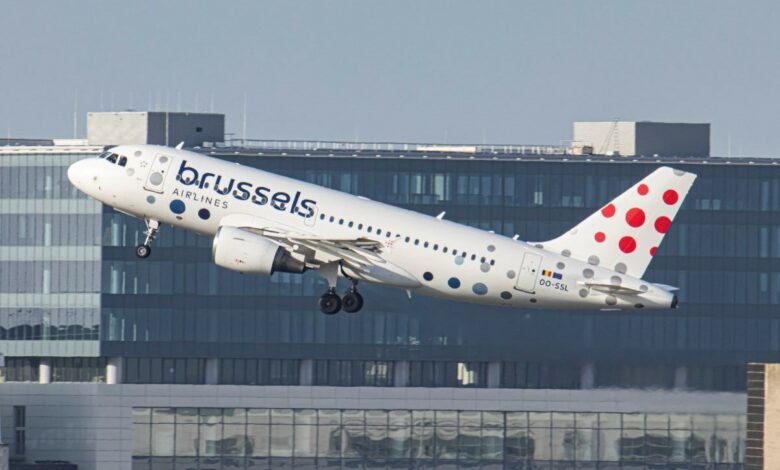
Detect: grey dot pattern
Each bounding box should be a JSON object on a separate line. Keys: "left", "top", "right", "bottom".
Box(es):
{"left": 588, "top": 255, "right": 600, "bottom": 266}
{"left": 639, "top": 285, "right": 649, "bottom": 292}
{"left": 134, "top": 150, "right": 142, "bottom": 157}
{"left": 579, "top": 288, "right": 588, "bottom": 298}
{"left": 480, "top": 263, "right": 491, "bottom": 273}
{"left": 605, "top": 295, "right": 618, "bottom": 306}
{"left": 506, "top": 270, "right": 516, "bottom": 279}
{"left": 472, "top": 283, "right": 488, "bottom": 295}
{"left": 126, "top": 168, "right": 135, "bottom": 176}
{"left": 673, "top": 169, "right": 685, "bottom": 176}
{"left": 454, "top": 256, "right": 464, "bottom": 265}
{"left": 535, "top": 244, "right": 544, "bottom": 249}
{"left": 149, "top": 172, "right": 163, "bottom": 185}
{"left": 583, "top": 268, "right": 594, "bottom": 279}
{"left": 562, "top": 249, "right": 571, "bottom": 257}
{"left": 487, "top": 245, "right": 496, "bottom": 252}
{"left": 610, "top": 276, "right": 622, "bottom": 285}
{"left": 146, "top": 195, "right": 155, "bottom": 204}
{"left": 556, "top": 262, "right": 565, "bottom": 270}
{"left": 159, "top": 156, "right": 169, "bottom": 164}
{"left": 614, "top": 263, "right": 627, "bottom": 274}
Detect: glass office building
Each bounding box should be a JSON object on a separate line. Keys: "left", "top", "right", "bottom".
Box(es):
{"left": 132, "top": 407, "right": 744, "bottom": 469}
{"left": 0, "top": 136, "right": 770, "bottom": 469}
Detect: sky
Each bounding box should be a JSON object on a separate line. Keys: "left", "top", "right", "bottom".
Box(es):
{"left": 1, "top": 1, "right": 779, "bottom": 156}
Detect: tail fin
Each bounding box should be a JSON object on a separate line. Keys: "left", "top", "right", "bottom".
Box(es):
{"left": 536, "top": 166, "right": 696, "bottom": 278}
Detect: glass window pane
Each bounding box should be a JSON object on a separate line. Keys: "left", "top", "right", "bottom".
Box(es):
{"left": 174, "top": 424, "right": 198, "bottom": 456}
{"left": 151, "top": 423, "right": 174, "bottom": 456}
{"left": 270, "top": 424, "right": 293, "bottom": 457}
{"left": 247, "top": 424, "right": 270, "bottom": 457}
{"left": 133, "top": 423, "right": 151, "bottom": 456}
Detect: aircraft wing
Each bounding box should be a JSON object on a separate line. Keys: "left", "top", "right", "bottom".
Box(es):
{"left": 218, "top": 214, "right": 419, "bottom": 287}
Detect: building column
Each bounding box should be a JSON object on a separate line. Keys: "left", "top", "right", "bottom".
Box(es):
{"left": 205, "top": 358, "right": 219, "bottom": 385}
{"left": 393, "top": 360, "right": 409, "bottom": 387}
{"left": 487, "top": 362, "right": 502, "bottom": 388}
{"left": 299, "top": 359, "right": 314, "bottom": 386}
{"left": 674, "top": 365, "right": 688, "bottom": 390}
{"left": 106, "top": 357, "right": 123, "bottom": 385}
{"left": 39, "top": 358, "right": 51, "bottom": 384}
{"left": 580, "top": 362, "right": 595, "bottom": 389}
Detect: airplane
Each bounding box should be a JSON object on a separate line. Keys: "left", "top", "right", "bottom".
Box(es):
{"left": 67, "top": 144, "right": 696, "bottom": 314}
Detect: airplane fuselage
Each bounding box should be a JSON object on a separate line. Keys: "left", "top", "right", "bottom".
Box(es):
{"left": 68, "top": 145, "right": 678, "bottom": 311}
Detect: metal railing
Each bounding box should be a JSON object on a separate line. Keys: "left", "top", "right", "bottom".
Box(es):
{"left": 212, "top": 138, "right": 570, "bottom": 156}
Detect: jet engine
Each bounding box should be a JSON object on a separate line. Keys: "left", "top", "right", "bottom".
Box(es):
{"left": 212, "top": 226, "right": 306, "bottom": 275}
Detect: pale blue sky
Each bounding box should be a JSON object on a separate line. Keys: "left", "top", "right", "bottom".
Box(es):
{"left": 1, "top": 1, "right": 778, "bottom": 156}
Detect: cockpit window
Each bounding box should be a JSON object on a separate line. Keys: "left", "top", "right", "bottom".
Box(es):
{"left": 106, "top": 153, "right": 118, "bottom": 164}
{"left": 98, "top": 151, "right": 110, "bottom": 159}
{"left": 118, "top": 156, "right": 128, "bottom": 167}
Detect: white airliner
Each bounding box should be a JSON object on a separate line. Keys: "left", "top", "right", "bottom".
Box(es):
{"left": 67, "top": 144, "right": 696, "bottom": 314}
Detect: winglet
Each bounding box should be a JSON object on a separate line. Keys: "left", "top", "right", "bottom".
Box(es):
{"left": 175, "top": 141, "right": 185, "bottom": 150}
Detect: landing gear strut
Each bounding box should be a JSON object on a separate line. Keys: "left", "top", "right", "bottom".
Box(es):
{"left": 135, "top": 218, "right": 159, "bottom": 259}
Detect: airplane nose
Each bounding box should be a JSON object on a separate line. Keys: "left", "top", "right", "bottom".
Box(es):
{"left": 67, "top": 159, "right": 88, "bottom": 190}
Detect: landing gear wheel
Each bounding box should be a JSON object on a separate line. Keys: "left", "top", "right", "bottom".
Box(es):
{"left": 135, "top": 244, "right": 152, "bottom": 259}
{"left": 319, "top": 290, "right": 342, "bottom": 315}
{"left": 342, "top": 291, "right": 364, "bottom": 313}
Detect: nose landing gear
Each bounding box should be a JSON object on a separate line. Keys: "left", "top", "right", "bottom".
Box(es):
{"left": 135, "top": 218, "right": 160, "bottom": 259}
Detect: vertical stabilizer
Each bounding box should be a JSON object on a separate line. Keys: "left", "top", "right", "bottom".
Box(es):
{"left": 535, "top": 167, "right": 696, "bottom": 278}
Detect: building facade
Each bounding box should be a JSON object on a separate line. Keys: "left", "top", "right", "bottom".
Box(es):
{"left": 1, "top": 138, "right": 777, "bottom": 468}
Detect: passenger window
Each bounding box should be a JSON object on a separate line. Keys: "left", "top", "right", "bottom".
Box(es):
{"left": 358, "top": 224, "right": 363, "bottom": 230}
{"left": 433, "top": 244, "right": 439, "bottom": 251}
{"left": 320, "top": 214, "right": 325, "bottom": 220}
{"left": 471, "top": 254, "right": 476, "bottom": 261}
{"left": 414, "top": 239, "right": 420, "bottom": 245}
{"left": 443, "top": 247, "right": 448, "bottom": 253}
{"left": 385, "top": 231, "right": 391, "bottom": 238}
{"left": 329, "top": 216, "right": 335, "bottom": 223}
{"left": 118, "top": 156, "right": 128, "bottom": 167}
{"left": 339, "top": 219, "right": 344, "bottom": 225}
{"left": 348, "top": 221, "right": 354, "bottom": 228}
{"left": 424, "top": 242, "right": 429, "bottom": 248}
{"left": 405, "top": 237, "right": 410, "bottom": 243}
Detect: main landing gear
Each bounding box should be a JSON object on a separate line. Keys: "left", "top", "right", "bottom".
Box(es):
{"left": 135, "top": 219, "right": 160, "bottom": 259}
{"left": 318, "top": 262, "right": 364, "bottom": 314}
{"left": 319, "top": 285, "right": 364, "bottom": 315}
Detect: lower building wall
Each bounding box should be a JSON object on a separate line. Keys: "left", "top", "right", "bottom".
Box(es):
{"left": 0, "top": 384, "right": 746, "bottom": 470}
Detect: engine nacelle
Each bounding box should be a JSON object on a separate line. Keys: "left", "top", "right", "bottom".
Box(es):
{"left": 212, "top": 226, "right": 306, "bottom": 275}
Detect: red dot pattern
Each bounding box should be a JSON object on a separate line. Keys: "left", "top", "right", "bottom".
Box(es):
{"left": 619, "top": 236, "right": 637, "bottom": 253}
{"left": 593, "top": 183, "right": 683, "bottom": 261}
{"left": 625, "top": 208, "right": 646, "bottom": 228}
{"left": 655, "top": 216, "right": 671, "bottom": 234}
